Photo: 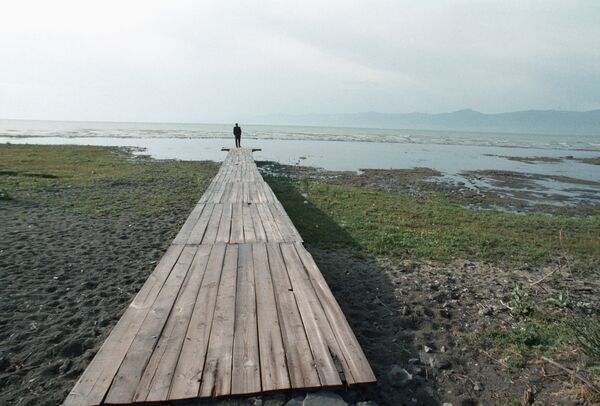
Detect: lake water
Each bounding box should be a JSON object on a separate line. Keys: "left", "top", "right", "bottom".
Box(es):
{"left": 2, "top": 119, "right": 600, "bottom": 207}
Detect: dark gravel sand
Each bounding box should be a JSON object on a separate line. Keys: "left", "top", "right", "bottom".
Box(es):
{"left": 310, "top": 247, "right": 600, "bottom": 405}
{"left": 0, "top": 196, "right": 195, "bottom": 405}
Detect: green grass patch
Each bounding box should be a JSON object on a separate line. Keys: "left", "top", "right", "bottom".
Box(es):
{"left": 481, "top": 315, "right": 571, "bottom": 354}
{"left": 0, "top": 144, "right": 219, "bottom": 217}
{"left": 267, "top": 176, "right": 600, "bottom": 267}
{"left": 480, "top": 313, "right": 600, "bottom": 371}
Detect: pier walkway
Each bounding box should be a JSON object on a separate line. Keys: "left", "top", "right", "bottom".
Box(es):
{"left": 64, "top": 148, "right": 375, "bottom": 405}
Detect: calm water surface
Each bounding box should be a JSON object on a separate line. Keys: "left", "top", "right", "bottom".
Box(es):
{"left": 2, "top": 120, "right": 599, "bottom": 206}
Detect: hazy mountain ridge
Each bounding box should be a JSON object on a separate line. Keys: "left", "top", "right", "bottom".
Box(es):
{"left": 247, "top": 109, "right": 600, "bottom": 135}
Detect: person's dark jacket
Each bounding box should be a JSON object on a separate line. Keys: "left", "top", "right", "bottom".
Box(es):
{"left": 233, "top": 126, "right": 241, "bottom": 136}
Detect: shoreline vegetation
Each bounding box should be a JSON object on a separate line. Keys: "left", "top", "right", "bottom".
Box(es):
{"left": 1, "top": 144, "right": 599, "bottom": 405}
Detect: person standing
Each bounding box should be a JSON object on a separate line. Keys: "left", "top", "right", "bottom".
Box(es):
{"left": 233, "top": 123, "right": 242, "bottom": 148}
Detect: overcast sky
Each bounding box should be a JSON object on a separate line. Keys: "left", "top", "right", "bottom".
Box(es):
{"left": 1, "top": 1, "right": 599, "bottom": 122}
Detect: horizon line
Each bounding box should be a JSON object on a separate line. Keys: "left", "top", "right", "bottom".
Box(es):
{"left": 2, "top": 107, "right": 600, "bottom": 126}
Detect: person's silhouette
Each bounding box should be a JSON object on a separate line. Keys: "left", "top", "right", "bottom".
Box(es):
{"left": 233, "top": 123, "right": 242, "bottom": 148}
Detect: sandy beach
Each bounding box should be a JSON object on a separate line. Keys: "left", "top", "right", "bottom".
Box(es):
{"left": 1, "top": 145, "right": 599, "bottom": 405}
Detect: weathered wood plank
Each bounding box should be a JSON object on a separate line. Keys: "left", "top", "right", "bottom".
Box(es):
{"left": 253, "top": 244, "right": 290, "bottom": 392}
{"left": 248, "top": 182, "right": 259, "bottom": 203}
{"left": 199, "top": 244, "right": 238, "bottom": 397}
{"left": 242, "top": 204, "right": 256, "bottom": 243}
{"left": 104, "top": 245, "right": 198, "bottom": 404}
{"left": 230, "top": 202, "right": 244, "bottom": 243}
{"left": 279, "top": 243, "right": 342, "bottom": 387}
{"left": 188, "top": 203, "right": 215, "bottom": 245}
{"left": 169, "top": 244, "right": 227, "bottom": 400}
{"left": 273, "top": 201, "right": 303, "bottom": 242}
{"left": 172, "top": 204, "right": 206, "bottom": 245}
{"left": 216, "top": 203, "right": 233, "bottom": 243}
{"left": 242, "top": 182, "right": 250, "bottom": 203}
{"left": 250, "top": 204, "right": 267, "bottom": 242}
{"left": 266, "top": 243, "right": 321, "bottom": 389}
{"left": 133, "top": 244, "right": 213, "bottom": 402}
{"left": 266, "top": 203, "right": 296, "bottom": 243}
{"left": 231, "top": 244, "right": 261, "bottom": 395}
{"left": 219, "top": 182, "right": 232, "bottom": 204}
{"left": 294, "top": 243, "right": 376, "bottom": 384}
{"left": 202, "top": 204, "right": 223, "bottom": 244}
{"left": 256, "top": 204, "right": 283, "bottom": 242}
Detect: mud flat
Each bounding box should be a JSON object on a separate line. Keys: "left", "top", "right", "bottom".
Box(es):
{"left": 260, "top": 160, "right": 600, "bottom": 215}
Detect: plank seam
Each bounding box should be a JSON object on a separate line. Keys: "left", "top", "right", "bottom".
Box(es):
{"left": 275, "top": 243, "right": 323, "bottom": 387}
{"left": 263, "top": 244, "right": 293, "bottom": 389}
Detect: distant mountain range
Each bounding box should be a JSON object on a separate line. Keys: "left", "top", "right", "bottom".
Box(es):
{"left": 246, "top": 109, "right": 600, "bottom": 135}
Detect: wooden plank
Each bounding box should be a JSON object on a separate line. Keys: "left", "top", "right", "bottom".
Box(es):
{"left": 263, "top": 182, "right": 278, "bottom": 202}
{"left": 63, "top": 244, "right": 186, "bottom": 406}
{"left": 198, "top": 183, "right": 213, "bottom": 203}
{"left": 199, "top": 244, "right": 238, "bottom": 397}
{"left": 248, "top": 182, "right": 259, "bottom": 203}
{"left": 255, "top": 181, "right": 267, "bottom": 203}
{"left": 253, "top": 244, "right": 290, "bottom": 392}
{"left": 219, "top": 182, "right": 232, "bottom": 204}
{"left": 256, "top": 204, "right": 283, "bottom": 242}
{"left": 242, "top": 204, "right": 256, "bottom": 243}
{"left": 212, "top": 179, "right": 228, "bottom": 203}
{"left": 215, "top": 179, "right": 231, "bottom": 203}
{"left": 273, "top": 201, "right": 303, "bottom": 242}
{"left": 230, "top": 202, "right": 244, "bottom": 243}
{"left": 250, "top": 204, "right": 267, "bottom": 242}
{"left": 256, "top": 183, "right": 268, "bottom": 203}
{"left": 294, "top": 243, "right": 376, "bottom": 384}
{"left": 242, "top": 182, "right": 249, "bottom": 203}
{"left": 133, "top": 244, "right": 213, "bottom": 402}
{"left": 265, "top": 243, "right": 320, "bottom": 389}
{"left": 104, "top": 245, "right": 198, "bottom": 404}
{"left": 169, "top": 244, "right": 227, "bottom": 400}
{"left": 188, "top": 203, "right": 215, "bottom": 245}
{"left": 279, "top": 244, "right": 342, "bottom": 387}
{"left": 282, "top": 243, "right": 358, "bottom": 386}
{"left": 199, "top": 172, "right": 222, "bottom": 203}
{"left": 266, "top": 203, "right": 295, "bottom": 243}
{"left": 230, "top": 182, "right": 241, "bottom": 203}
{"left": 231, "top": 244, "right": 261, "bottom": 395}
{"left": 216, "top": 203, "right": 233, "bottom": 243}
{"left": 263, "top": 182, "right": 276, "bottom": 203}
{"left": 172, "top": 204, "right": 206, "bottom": 244}
{"left": 202, "top": 204, "right": 223, "bottom": 244}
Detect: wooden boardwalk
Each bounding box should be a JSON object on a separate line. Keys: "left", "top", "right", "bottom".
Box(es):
{"left": 64, "top": 148, "right": 376, "bottom": 406}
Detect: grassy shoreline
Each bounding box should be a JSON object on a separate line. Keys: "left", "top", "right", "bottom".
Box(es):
{"left": 265, "top": 174, "right": 600, "bottom": 271}
{"left": 0, "top": 144, "right": 219, "bottom": 217}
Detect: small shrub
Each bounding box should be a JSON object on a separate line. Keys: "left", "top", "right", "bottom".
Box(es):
{"left": 544, "top": 290, "right": 571, "bottom": 308}
{"left": 510, "top": 282, "right": 533, "bottom": 316}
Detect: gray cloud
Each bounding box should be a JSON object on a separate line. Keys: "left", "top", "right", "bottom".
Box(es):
{"left": 1, "top": 0, "right": 599, "bottom": 122}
